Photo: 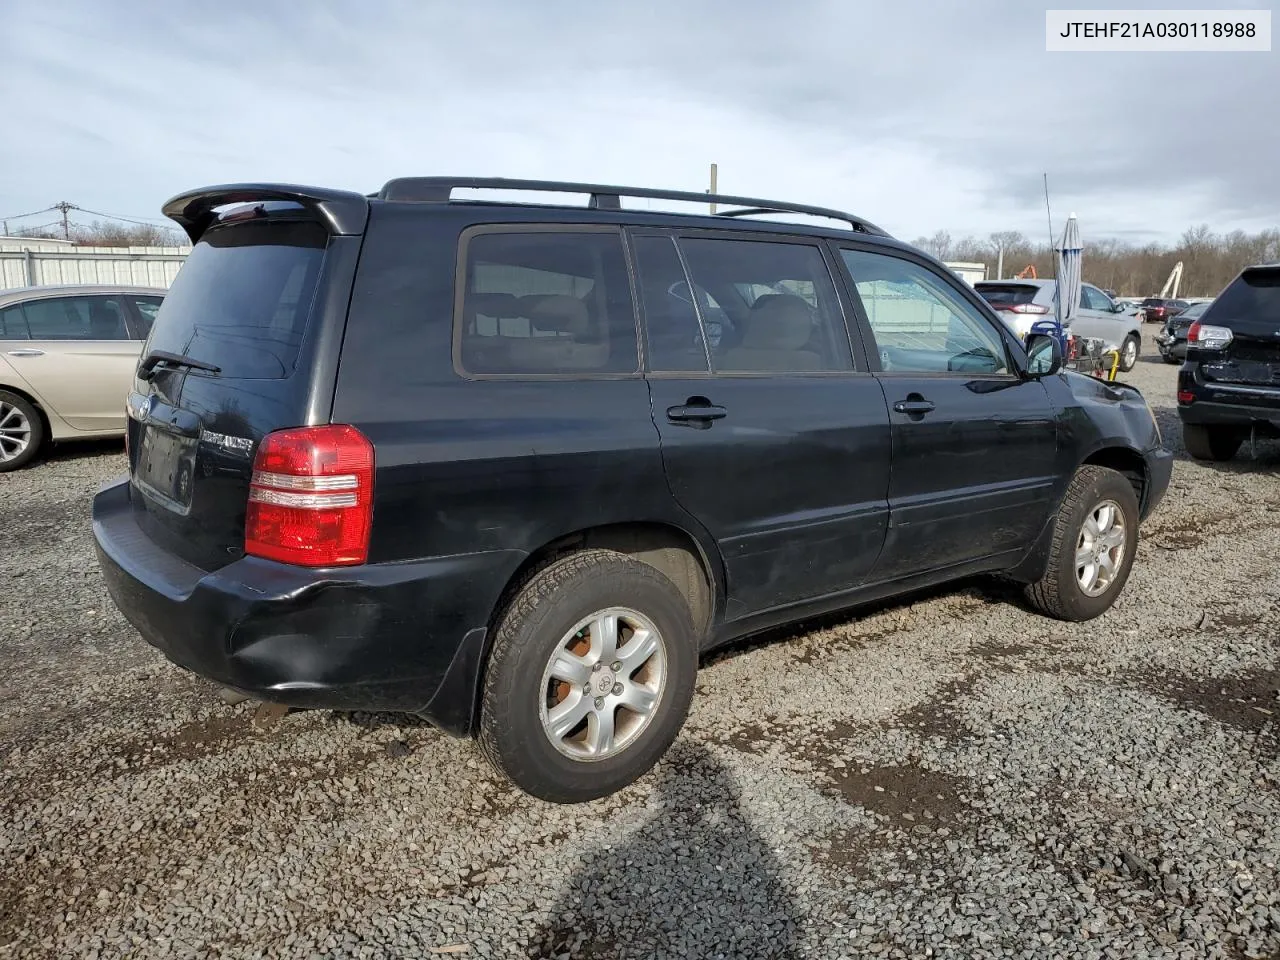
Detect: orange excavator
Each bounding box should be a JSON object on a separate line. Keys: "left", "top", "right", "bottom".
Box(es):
{"left": 1014, "top": 264, "right": 1038, "bottom": 280}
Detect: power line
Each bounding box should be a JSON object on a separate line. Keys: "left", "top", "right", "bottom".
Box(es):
{"left": 73, "top": 206, "right": 177, "bottom": 228}
{"left": 0, "top": 205, "right": 58, "bottom": 222}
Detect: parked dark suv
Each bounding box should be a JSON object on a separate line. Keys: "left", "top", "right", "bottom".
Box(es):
{"left": 92, "top": 178, "right": 1172, "bottom": 802}
{"left": 1177, "top": 264, "right": 1280, "bottom": 461}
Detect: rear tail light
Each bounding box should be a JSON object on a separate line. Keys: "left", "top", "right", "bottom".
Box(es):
{"left": 1177, "top": 390, "right": 1195, "bottom": 404}
{"left": 245, "top": 424, "right": 374, "bottom": 566}
{"left": 1187, "top": 322, "right": 1233, "bottom": 351}
{"left": 999, "top": 303, "right": 1051, "bottom": 315}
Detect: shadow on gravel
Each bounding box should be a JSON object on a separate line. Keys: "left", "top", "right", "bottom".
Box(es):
{"left": 526, "top": 744, "right": 800, "bottom": 960}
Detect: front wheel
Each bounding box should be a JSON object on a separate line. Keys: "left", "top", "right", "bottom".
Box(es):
{"left": 1024, "top": 465, "right": 1139, "bottom": 622}
{"left": 1118, "top": 335, "right": 1140, "bottom": 372}
{"left": 478, "top": 550, "right": 698, "bottom": 803}
{"left": 1183, "top": 423, "right": 1243, "bottom": 462}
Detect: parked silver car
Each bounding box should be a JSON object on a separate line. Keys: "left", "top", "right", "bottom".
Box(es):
{"left": 974, "top": 279, "right": 1143, "bottom": 372}
{"left": 0, "top": 284, "right": 164, "bottom": 470}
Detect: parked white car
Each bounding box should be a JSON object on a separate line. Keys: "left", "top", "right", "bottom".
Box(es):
{"left": 0, "top": 284, "right": 164, "bottom": 470}
{"left": 974, "top": 279, "right": 1143, "bottom": 372}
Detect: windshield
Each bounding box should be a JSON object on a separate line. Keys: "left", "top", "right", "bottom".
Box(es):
{"left": 145, "top": 219, "right": 328, "bottom": 379}
{"left": 1202, "top": 269, "right": 1280, "bottom": 330}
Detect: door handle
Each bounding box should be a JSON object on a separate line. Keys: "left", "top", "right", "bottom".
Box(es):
{"left": 6, "top": 349, "right": 44, "bottom": 357}
{"left": 892, "top": 397, "right": 936, "bottom": 416}
{"left": 667, "top": 400, "right": 728, "bottom": 424}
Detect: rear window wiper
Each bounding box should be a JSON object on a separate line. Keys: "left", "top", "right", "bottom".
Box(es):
{"left": 138, "top": 350, "right": 222, "bottom": 381}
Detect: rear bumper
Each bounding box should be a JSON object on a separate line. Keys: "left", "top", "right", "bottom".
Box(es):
{"left": 1177, "top": 376, "right": 1280, "bottom": 432}
{"left": 92, "top": 478, "right": 521, "bottom": 734}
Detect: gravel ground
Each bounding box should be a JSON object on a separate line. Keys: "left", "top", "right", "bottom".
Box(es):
{"left": 2, "top": 348, "right": 1279, "bottom": 960}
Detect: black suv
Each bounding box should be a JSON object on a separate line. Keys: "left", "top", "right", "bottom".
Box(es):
{"left": 1177, "top": 264, "right": 1280, "bottom": 460}
{"left": 93, "top": 178, "right": 1172, "bottom": 802}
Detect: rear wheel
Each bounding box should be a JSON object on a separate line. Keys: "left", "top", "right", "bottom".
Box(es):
{"left": 1118, "top": 335, "right": 1140, "bottom": 372}
{"left": 1183, "top": 423, "right": 1243, "bottom": 462}
{"left": 1024, "top": 465, "right": 1139, "bottom": 622}
{"left": 478, "top": 549, "right": 698, "bottom": 803}
{"left": 0, "top": 390, "right": 44, "bottom": 472}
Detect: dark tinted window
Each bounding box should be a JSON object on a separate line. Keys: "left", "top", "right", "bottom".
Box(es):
{"left": 130, "top": 295, "right": 162, "bottom": 339}
{"left": 1202, "top": 269, "right": 1280, "bottom": 330}
{"left": 1141, "top": 298, "right": 1164, "bottom": 307}
{"left": 633, "top": 236, "right": 709, "bottom": 372}
{"left": 147, "top": 220, "right": 327, "bottom": 379}
{"left": 677, "top": 238, "right": 852, "bottom": 373}
{"left": 0, "top": 304, "right": 28, "bottom": 340}
{"left": 975, "top": 283, "right": 1039, "bottom": 307}
{"left": 22, "top": 296, "right": 129, "bottom": 340}
{"left": 458, "top": 231, "right": 638, "bottom": 375}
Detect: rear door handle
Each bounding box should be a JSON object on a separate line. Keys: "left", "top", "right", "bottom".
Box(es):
{"left": 6, "top": 349, "right": 44, "bottom": 357}
{"left": 667, "top": 402, "right": 728, "bottom": 424}
{"left": 892, "top": 398, "right": 936, "bottom": 416}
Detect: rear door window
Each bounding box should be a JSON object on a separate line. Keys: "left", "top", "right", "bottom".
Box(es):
{"left": 632, "top": 235, "right": 710, "bottom": 372}
{"left": 456, "top": 229, "right": 639, "bottom": 376}
{"left": 21, "top": 296, "right": 130, "bottom": 340}
{"left": 675, "top": 237, "right": 852, "bottom": 373}
{"left": 146, "top": 220, "right": 327, "bottom": 379}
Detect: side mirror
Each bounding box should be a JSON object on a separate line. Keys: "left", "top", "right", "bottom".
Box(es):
{"left": 1024, "top": 333, "right": 1063, "bottom": 377}
{"left": 1112, "top": 302, "right": 1127, "bottom": 313}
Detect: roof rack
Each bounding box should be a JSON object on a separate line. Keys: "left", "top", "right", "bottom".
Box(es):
{"left": 376, "top": 177, "right": 890, "bottom": 237}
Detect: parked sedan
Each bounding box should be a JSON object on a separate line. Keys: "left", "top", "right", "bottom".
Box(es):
{"left": 1154, "top": 300, "right": 1210, "bottom": 364}
{"left": 0, "top": 284, "right": 164, "bottom": 470}
{"left": 974, "top": 279, "right": 1143, "bottom": 371}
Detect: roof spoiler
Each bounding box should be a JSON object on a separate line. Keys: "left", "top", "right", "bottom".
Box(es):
{"left": 161, "top": 183, "right": 370, "bottom": 243}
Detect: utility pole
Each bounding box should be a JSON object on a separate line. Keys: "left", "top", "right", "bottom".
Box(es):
{"left": 708, "top": 163, "right": 718, "bottom": 215}
{"left": 996, "top": 243, "right": 1004, "bottom": 281}
{"left": 55, "top": 201, "right": 74, "bottom": 241}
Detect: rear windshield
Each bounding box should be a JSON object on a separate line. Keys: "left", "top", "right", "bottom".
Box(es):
{"left": 1202, "top": 269, "right": 1280, "bottom": 331}
{"left": 975, "top": 284, "right": 1038, "bottom": 306}
{"left": 146, "top": 220, "right": 327, "bottom": 379}
{"left": 1141, "top": 298, "right": 1164, "bottom": 307}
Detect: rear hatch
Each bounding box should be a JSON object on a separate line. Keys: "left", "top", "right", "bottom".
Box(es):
{"left": 127, "top": 200, "right": 364, "bottom": 571}
{"left": 1194, "top": 266, "right": 1280, "bottom": 388}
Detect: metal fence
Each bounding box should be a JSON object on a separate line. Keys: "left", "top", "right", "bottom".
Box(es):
{"left": 0, "top": 242, "right": 191, "bottom": 291}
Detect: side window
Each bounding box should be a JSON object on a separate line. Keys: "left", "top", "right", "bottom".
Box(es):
{"left": 633, "top": 236, "right": 709, "bottom": 372}
{"left": 457, "top": 231, "right": 638, "bottom": 376}
{"left": 1081, "top": 286, "right": 1107, "bottom": 311}
{"left": 0, "top": 304, "right": 29, "bottom": 340}
{"left": 840, "top": 249, "right": 1010, "bottom": 376}
{"left": 677, "top": 237, "right": 853, "bottom": 373}
{"left": 130, "top": 296, "right": 163, "bottom": 340}
{"left": 22, "top": 296, "right": 130, "bottom": 341}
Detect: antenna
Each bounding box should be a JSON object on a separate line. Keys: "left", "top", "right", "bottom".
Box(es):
{"left": 1044, "top": 173, "right": 1060, "bottom": 325}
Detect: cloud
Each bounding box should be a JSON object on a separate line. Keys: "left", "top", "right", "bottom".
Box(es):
{"left": 1, "top": 0, "right": 1276, "bottom": 245}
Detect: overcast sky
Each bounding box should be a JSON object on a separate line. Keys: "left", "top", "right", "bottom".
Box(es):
{"left": 2, "top": 0, "right": 1276, "bottom": 246}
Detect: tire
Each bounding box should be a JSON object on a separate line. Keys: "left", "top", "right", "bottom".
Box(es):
{"left": 1183, "top": 423, "right": 1243, "bottom": 462}
{"left": 478, "top": 549, "right": 698, "bottom": 803}
{"left": 1024, "top": 465, "right": 1140, "bottom": 622}
{"left": 1118, "top": 335, "right": 1140, "bottom": 372}
{"left": 0, "top": 390, "right": 45, "bottom": 472}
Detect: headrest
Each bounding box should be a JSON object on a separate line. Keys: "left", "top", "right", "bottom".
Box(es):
{"left": 523, "top": 294, "right": 590, "bottom": 336}
{"left": 741, "top": 294, "right": 813, "bottom": 350}
{"left": 467, "top": 292, "right": 522, "bottom": 319}
{"left": 89, "top": 302, "right": 122, "bottom": 338}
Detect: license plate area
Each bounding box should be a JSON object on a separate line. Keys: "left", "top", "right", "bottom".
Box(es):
{"left": 134, "top": 425, "right": 198, "bottom": 512}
